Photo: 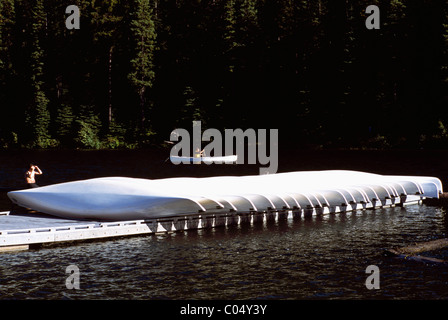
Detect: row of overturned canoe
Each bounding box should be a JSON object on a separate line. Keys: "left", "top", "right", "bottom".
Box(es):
{"left": 7, "top": 170, "right": 443, "bottom": 221}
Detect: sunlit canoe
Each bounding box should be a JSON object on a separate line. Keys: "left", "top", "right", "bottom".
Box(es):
{"left": 7, "top": 170, "right": 442, "bottom": 221}
{"left": 169, "top": 155, "right": 237, "bottom": 164}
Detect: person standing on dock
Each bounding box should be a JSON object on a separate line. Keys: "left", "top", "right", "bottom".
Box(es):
{"left": 25, "top": 164, "right": 43, "bottom": 188}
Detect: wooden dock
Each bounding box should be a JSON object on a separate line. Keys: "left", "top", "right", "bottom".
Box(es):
{"left": 0, "top": 196, "right": 425, "bottom": 252}
{"left": 0, "top": 209, "right": 292, "bottom": 252}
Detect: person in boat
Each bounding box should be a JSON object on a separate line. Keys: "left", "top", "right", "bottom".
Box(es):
{"left": 194, "top": 147, "right": 205, "bottom": 158}
{"left": 25, "top": 164, "right": 43, "bottom": 188}
{"left": 193, "top": 147, "right": 205, "bottom": 164}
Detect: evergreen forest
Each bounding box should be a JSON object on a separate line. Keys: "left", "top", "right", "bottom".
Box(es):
{"left": 0, "top": 0, "right": 448, "bottom": 150}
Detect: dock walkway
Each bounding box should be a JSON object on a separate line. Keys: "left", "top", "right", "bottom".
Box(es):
{"left": 0, "top": 209, "right": 279, "bottom": 252}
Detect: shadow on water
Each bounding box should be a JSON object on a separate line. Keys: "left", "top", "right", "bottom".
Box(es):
{"left": 1, "top": 205, "right": 447, "bottom": 299}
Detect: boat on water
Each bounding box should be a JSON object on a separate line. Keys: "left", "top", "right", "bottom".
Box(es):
{"left": 169, "top": 154, "right": 238, "bottom": 164}
{"left": 7, "top": 170, "right": 442, "bottom": 221}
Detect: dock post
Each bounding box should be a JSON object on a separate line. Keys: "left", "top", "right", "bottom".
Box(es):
{"left": 304, "top": 205, "right": 313, "bottom": 218}
{"left": 292, "top": 207, "right": 301, "bottom": 219}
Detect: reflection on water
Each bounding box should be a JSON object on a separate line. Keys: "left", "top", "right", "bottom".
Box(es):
{"left": 0, "top": 205, "right": 447, "bottom": 300}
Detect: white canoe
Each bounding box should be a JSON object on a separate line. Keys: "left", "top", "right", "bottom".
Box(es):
{"left": 170, "top": 155, "right": 237, "bottom": 164}
{"left": 7, "top": 170, "right": 442, "bottom": 221}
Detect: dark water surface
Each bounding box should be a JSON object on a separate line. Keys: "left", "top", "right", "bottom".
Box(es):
{"left": 0, "top": 149, "right": 447, "bottom": 300}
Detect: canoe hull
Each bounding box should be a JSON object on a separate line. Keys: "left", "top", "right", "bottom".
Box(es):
{"left": 7, "top": 170, "right": 443, "bottom": 221}
{"left": 170, "top": 155, "right": 237, "bottom": 164}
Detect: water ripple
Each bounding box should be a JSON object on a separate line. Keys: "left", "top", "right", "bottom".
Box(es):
{"left": 0, "top": 205, "right": 447, "bottom": 299}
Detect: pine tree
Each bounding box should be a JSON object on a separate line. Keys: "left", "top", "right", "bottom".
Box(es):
{"left": 90, "top": 0, "right": 125, "bottom": 129}
{"left": 0, "top": 1, "right": 15, "bottom": 101}
{"left": 0, "top": 0, "right": 17, "bottom": 147}
{"left": 54, "top": 104, "right": 74, "bottom": 145}
{"left": 128, "top": 0, "right": 157, "bottom": 133}
{"left": 223, "top": 0, "right": 237, "bottom": 73}
{"left": 25, "top": 0, "right": 51, "bottom": 148}
{"left": 0, "top": 0, "right": 15, "bottom": 75}
{"left": 442, "top": 1, "right": 448, "bottom": 116}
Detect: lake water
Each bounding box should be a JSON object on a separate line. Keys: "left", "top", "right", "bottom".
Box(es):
{"left": 0, "top": 149, "right": 447, "bottom": 301}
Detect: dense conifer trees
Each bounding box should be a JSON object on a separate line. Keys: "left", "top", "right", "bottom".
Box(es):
{"left": 0, "top": 0, "right": 447, "bottom": 149}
